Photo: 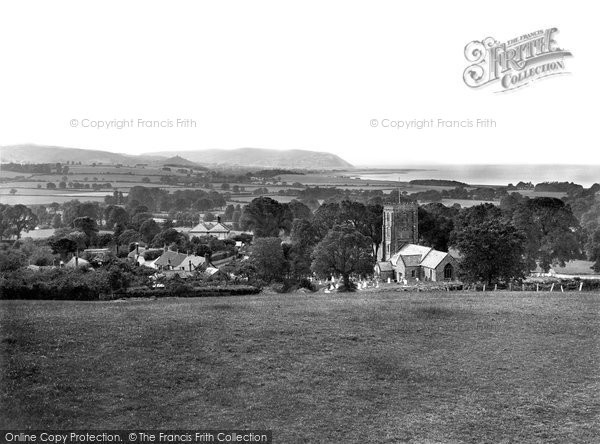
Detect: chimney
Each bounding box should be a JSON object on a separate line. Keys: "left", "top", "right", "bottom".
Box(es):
{"left": 189, "top": 260, "right": 192, "bottom": 272}
{"left": 217, "top": 216, "right": 221, "bottom": 223}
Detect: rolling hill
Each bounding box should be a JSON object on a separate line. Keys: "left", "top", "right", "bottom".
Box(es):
{"left": 0, "top": 145, "right": 353, "bottom": 169}
{"left": 145, "top": 148, "right": 353, "bottom": 169}
{"left": 0, "top": 144, "right": 163, "bottom": 165}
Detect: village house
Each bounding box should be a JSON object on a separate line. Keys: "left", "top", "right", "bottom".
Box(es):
{"left": 177, "top": 254, "right": 206, "bottom": 272}
{"left": 65, "top": 256, "right": 90, "bottom": 269}
{"left": 154, "top": 250, "right": 189, "bottom": 270}
{"left": 127, "top": 247, "right": 164, "bottom": 268}
{"left": 190, "top": 217, "right": 231, "bottom": 239}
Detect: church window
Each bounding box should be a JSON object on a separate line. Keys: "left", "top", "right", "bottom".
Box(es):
{"left": 444, "top": 263, "right": 453, "bottom": 280}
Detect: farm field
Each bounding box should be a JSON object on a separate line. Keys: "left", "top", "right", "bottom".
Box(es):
{"left": 0, "top": 194, "right": 109, "bottom": 205}
{"left": 440, "top": 198, "right": 496, "bottom": 208}
{"left": 1, "top": 291, "right": 598, "bottom": 442}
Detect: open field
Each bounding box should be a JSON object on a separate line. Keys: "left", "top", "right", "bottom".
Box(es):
{"left": 517, "top": 190, "right": 567, "bottom": 199}
{"left": 0, "top": 194, "right": 109, "bottom": 205}
{"left": 440, "top": 198, "right": 496, "bottom": 208}
{"left": 1, "top": 291, "right": 598, "bottom": 442}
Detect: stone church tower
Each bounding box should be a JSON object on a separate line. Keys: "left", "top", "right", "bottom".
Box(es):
{"left": 379, "top": 199, "right": 418, "bottom": 261}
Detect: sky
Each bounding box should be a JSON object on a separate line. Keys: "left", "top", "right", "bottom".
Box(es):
{"left": 0, "top": 1, "right": 598, "bottom": 166}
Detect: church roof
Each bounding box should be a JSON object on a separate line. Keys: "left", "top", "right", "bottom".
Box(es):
{"left": 399, "top": 254, "right": 423, "bottom": 267}
{"left": 420, "top": 250, "right": 449, "bottom": 269}
{"left": 376, "top": 261, "right": 393, "bottom": 272}
{"left": 388, "top": 243, "right": 452, "bottom": 269}
{"left": 397, "top": 243, "right": 432, "bottom": 258}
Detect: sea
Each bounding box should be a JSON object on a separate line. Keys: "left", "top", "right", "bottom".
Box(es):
{"left": 355, "top": 164, "right": 600, "bottom": 188}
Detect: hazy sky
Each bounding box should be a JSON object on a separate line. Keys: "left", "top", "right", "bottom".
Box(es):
{"left": 0, "top": 1, "right": 598, "bottom": 166}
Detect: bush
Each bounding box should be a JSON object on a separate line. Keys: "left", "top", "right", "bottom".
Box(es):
{"left": 0, "top": 260, "right": 151, "bottom": 300}
{"left": 119, "top": 285, "right": 261, "bottom": 298}
{"left": 0, "top": 249, "right": 27, "bottom": 272}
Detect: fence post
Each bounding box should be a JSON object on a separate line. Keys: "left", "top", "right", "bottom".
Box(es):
{"left": 550, "top": 283, "right": 555, "bottom": 292}
{"left": 509, "top": 282, "right": 512, "bottom": 291}
{"left": 522, "top": 283, "right": 525, "bottom": 291}
{"left": 579, "top": 282, "right": 584, "bottom": 292}
{"left": 536, "top": 283, "right": 539, "bottom": 292}
{"left": 494, "top": 283, "right": 497, "bottom": 291}
{"left": 560, "top": 285, "right": 564, "bottom": 293}
{"left": 483, "top": 284, "right": 486, "bottom": 292}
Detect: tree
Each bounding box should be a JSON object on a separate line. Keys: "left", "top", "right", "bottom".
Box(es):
{"left": 511, "top": 197, "right": 580, "bottom": 271}
{"left": 310, "top": 224, "right": 375, "bottom": 290}
{"left": 288, "top": 200, "right": 312, "bottom": 221}
{"left": 452, "top": 218, "right": 528, "bottom": 284}
{"left": 104, "top": 206, "right": 130, "bottom": 229}
{"left": 223, "top": 204, "right": 235, "bottom": 221}
{"left": 51, "top": 214, "right": 62, "bottom": 229}
{"left": 139, "top": 219, "right": 161, "bottom": 244}
{"left": 250, "top": 237, "right": 286, "bottom": 283}
{"left": 50, "top": 237, "right": 78, "bottom": 260}
{"left": 46, "top": 182, "right": 57, "bottom": 189}
{"left": 118, "top": 229, "right": 142, "bottom": 247}
{"left": 3, "top": 204, "right": 38, "bottom": 239}
{"left": 28, "top": 245, "right": 56, "bottom": 266}
{"left": 0, "top": 205, "right": 11, "bottom": 239}
{"left": 312, "top": 202, "right": 341, "bottom": 239}
{"left": 203, "top": 212, "right": 216, "bottom": 222}
{"left": 364, "top": 204, "right": 383, "bottom": 257}
{"left": 72, "top": 217, "right": 99, "bottom": 246}
{"left": 0, "top": 249, "right": 27, "bottom": 271}
{"left": 67, "top": 231, "right": 88, "bottom": 250}
{"left": 232, "top": 210, "right": 242, "bottom": 230}
{"left": 241, "top": 197, "right": 293, "bottom": 237}
{"left": 130, "top": 212, "right": 154, "bottom": 230}
{"left": 9, "top": 188, "right": 17, "bottom": 195}
{"left": 96, "top": 233, "right": 115, "bottom": 248}
{"left": 337, "top": 201, "right": 383, "bottom": 256}
{"left": 585, "top": 229, "right": 600, "bottom": 272}
{"left": 150, "top": 228, "right": 188, "bottom": 250}
{"left": 289, "top": 219, "right": 320, "bottom": 278}
{"left": 418, "top": 203, "right": 457, "bottom": 251}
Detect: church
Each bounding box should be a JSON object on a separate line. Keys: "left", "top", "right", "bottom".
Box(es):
{"left": 375, "top": 200, "right": 458, "bottom": 282}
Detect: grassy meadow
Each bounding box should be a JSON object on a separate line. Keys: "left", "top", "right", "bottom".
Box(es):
{"left": 1, "top": 291, "right": 599, "bottom": 442}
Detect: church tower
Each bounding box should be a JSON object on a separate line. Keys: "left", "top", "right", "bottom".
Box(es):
{"left": 380, "top": 198, "right": 418, "bottom": 261}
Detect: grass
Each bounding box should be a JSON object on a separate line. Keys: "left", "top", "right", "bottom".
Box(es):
{"left": 1, "top": 292, "right": 599, "bottom": 443}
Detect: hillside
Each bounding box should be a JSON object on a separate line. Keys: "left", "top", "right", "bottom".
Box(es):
{"left": 0, "top": 145, "right": 353, "bottom": 170}
{"left": 145, "top": 148, "right": 354, "bottom": 169}
{"left": 0, "top": 144, "right": 165, "bottom": 165}
{"left": 160, "top": 155, "right": 206, "bottom": 169}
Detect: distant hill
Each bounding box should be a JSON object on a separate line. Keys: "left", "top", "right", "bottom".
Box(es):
{"left": 160, "top": 155, "right": 207, "bottom": 169}
{"left": 0, "top": 145, "right": 353, "bottom": 170}
{"left": 145, "top": 148, "right": 353, "bottom": 169}
{"left": 0, "top": 144, "right": 165, "bottom": 165}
